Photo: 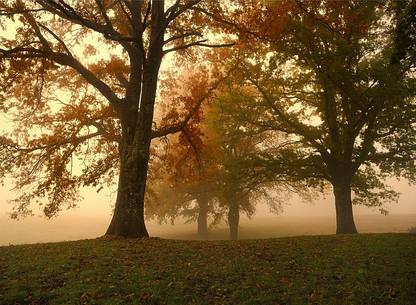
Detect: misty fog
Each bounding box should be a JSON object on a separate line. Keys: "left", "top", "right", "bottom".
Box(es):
{"left": 1, "top": 178, "right": 414, "bottom": 246}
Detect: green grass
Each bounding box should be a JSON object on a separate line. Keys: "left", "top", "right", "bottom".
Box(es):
{"left": 1, "top": 234, "right": 415, "bottom": 305}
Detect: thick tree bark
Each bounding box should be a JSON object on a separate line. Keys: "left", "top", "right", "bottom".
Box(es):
{"left": 333, "top": 180, "right": 358, "bottom": 234}
{"left": 105, "top": 132, "right": 150, "bottom": 237}
{"left": 197, "top": 195, "right": 209, "bottom": 236}
{"left": 228, "top": 202, "right": 239, "bottom": 240}
{"left": 106, "top": 61, "right": 161, "bottom": 238}
{"left": 105, "top": 79, "right": 158, "bottom": 238}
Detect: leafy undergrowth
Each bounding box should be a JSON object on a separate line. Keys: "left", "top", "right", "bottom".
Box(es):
{"left": 0, "top": 234, "right": 415, "bottom": 305}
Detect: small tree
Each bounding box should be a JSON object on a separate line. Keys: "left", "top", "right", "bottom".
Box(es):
{"left": 147, "top": 81, "right": 306, "bottom": 240}
{"left": 146, "top": 140, "right": 220, "bottom": 237}
{"left": 208, "top": 85, "right": 317, "bottom": 240}
{"left": 144, "top": 63, "right": 232, "bottom": 236}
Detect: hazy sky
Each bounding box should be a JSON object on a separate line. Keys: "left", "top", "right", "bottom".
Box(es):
{"left": 1, "top": 175, "right": 414, "bottom": 223}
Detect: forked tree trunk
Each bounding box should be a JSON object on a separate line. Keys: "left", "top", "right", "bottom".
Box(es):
{"left": 197, "top": 195, "right": 209, "bottom": 236}
{"left": 106, "top": 1, "right": 165, "bottom": 238}
{"left": 228, "top": 202, "right": 239, "bottom": 240}
{"left": 106, "top": 64, "right": 161, "bottom": 238}
{"left": 333, "top": 180, "right": 358, "bottom": 234}
{"left": 105, "top": 11, "right": 164, "bottom": 237}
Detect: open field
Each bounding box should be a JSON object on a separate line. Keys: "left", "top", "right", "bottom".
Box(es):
{"left": 1, "top": 214, "right": 416, "bottom": 246}
{"left": 1, "top": 234, "right": 416, "bottom": 305}
{"left": 160, "top": 214, "right": 416, "bottom": 240}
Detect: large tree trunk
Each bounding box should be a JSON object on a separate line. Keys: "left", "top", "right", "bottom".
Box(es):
{"left": 228, "top": 202, "right": 239, "bottom": 240}
{"left": 106, "top": 63, "right": 161, "bottom": 238}
{"left": 105, "top": 135, "right": 150, "bottom": 238}
{"left": 333, "top": 181, "right": 358, "bottom": 234}
{"left": 197, "top": 195, "right": 209, "bottom": 236}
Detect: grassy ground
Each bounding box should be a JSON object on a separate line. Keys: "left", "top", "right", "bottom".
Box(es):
{"left": 0, "top": 234, "right": 415, "bottom": 305}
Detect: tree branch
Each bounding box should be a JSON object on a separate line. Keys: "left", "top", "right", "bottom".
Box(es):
{"left": 190, "top": 6, "right": 264, "bottom": 41}
{"left": 248, "top": 77, "right": 327, "bottom": 157}
{"left": 38, "top": 23, "right": 72, "bottom": 55}
{"left": 51, "top": 52, "right": 122, "bottom": 107}
{"left": 151, "top": 66, "right": 236, "bottom": 139}
{"left": 165, "top": 0, "right": 202, "bottom": 25}
{"left": 163, "top": 30, "right": 203, "bottom": 45}
{"left": 37, "top": 0, "right": 137, "bottom": 43}
{"left": 163, "top": 39, "right": 234, "bottom": 54}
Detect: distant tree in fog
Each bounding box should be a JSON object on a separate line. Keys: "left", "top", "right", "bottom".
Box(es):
{"left": 147, "top": 82, "right": 314, "bottom": 240}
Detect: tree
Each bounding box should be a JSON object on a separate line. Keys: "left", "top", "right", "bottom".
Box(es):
{"left": 144, "top": 60, "right": 234, "bottom": 237}
{"left": 0, "top": 0, "right": 234, "bottom": 237}
{"left": 145, "top": 134, "right": 220, "bottom": 237}
{"left": 147, "top": 82, "right": 303, "bottom": 240}
{"left": 145, "top": 86, "right": 229, "bottom": 237}
{"left": 146, "top": 175, "right": 219, "bottom": 236}
{"left": 207, "top": 85, "right": 316, "bottom": 240}
{"left": 227, "top": 0, "right": 416, "bottom": 234}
